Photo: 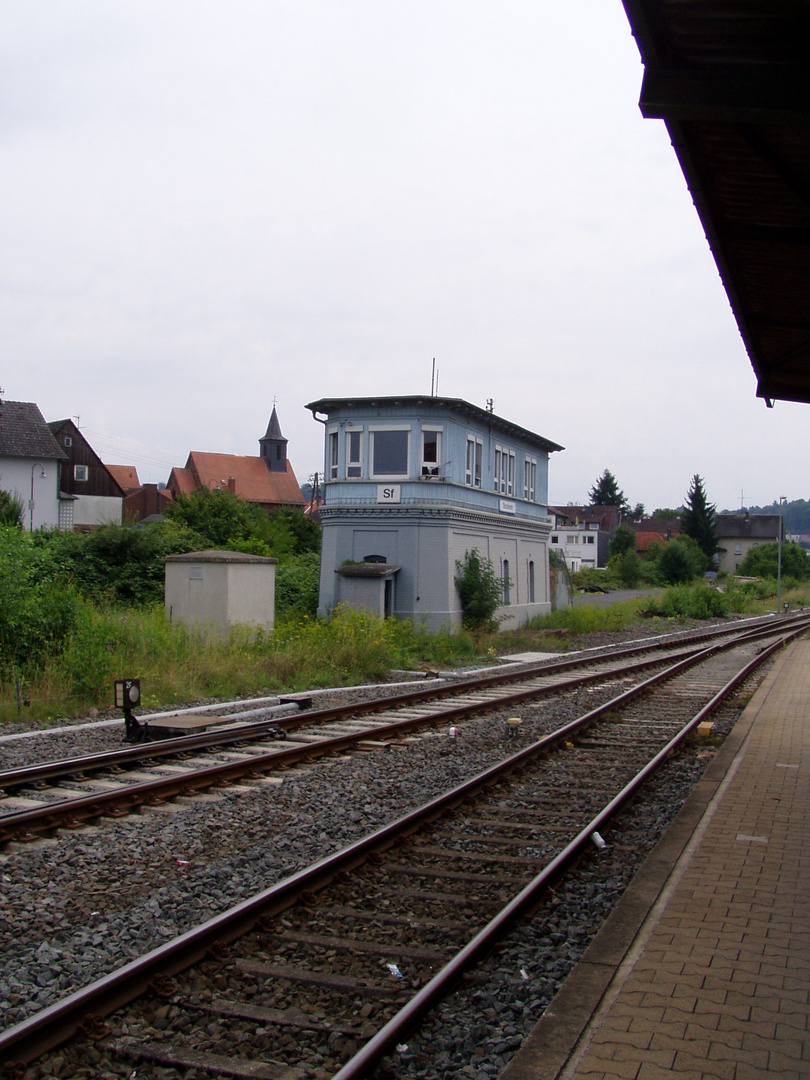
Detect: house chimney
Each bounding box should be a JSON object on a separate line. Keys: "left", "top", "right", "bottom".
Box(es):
{"left": 228, "top": 476, "right": 236, "bottom": 494}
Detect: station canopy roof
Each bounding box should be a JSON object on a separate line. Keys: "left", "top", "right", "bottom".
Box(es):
{"left": 621, "top": 0, "right": 810, "bottom": 405}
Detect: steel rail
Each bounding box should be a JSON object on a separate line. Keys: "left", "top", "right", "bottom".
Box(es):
{"left": 331, "top": 625, "right": 804, "bottom": 1080}
{"left": 0, "top": 623, "right": 786, "bottom": 843}
{"left": 0, "top": 623, "right": 803, "bottom": 1068}
{"left": 1, "top": 615, "right": 802, "bottom": 798}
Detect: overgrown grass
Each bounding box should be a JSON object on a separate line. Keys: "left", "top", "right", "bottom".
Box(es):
{"left": 0, "top": 605, "right": 484, "bottom": 725}
{"left": 6, "top": 580, "right": 810, "bottom": 726}
{"left": 525, "top": 598, "right": 649, "bottom": 636}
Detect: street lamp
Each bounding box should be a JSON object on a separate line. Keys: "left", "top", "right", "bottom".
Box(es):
{"left": 29, "top": 463, "right": 46, "bottom": 533}
{"left": 776, "top": 496, "right": 787, "bottom": 614}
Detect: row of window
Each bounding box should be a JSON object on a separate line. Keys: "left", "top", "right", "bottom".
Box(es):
{"left": 329, "top": 427, "right": 538, "bottom": 500}
{"left": 551, "top": 534, "right": 595, "bottom": 545}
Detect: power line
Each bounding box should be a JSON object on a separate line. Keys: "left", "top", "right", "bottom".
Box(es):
{"left": 81, "top": 428, "right": 179, "bottom": 472}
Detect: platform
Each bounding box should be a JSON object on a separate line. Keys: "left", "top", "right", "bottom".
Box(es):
{"left": 501, "top": 636, "right": 810, "bottom": 1080}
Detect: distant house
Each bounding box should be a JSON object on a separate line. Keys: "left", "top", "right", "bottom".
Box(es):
{"left": 629, "top": 517, "right": 682, "bottom": 555}
{"left": 0, "top": 400, "right": 67, "bottom": 530}
{"left": 48, "top": 419, "right": 126, "bottom": 530}
{"left": 307, "top": 395, "right": 563, "bottom": 630}
{"left": 106, "top": 464, "right": 141, "bottom": 494}
{"left": 167, "top": 407, "right": 305, "bottom": 513}
{"left": 123, "top": 483, "right": 173, "bottom": 524}
{"left": 549, "top": 505, "right": 620, "bottom": 570}
{"left": 102, "top": 465, "right": 173, "bottom": 524}
{"left": 716, "top": 513, "right": 781, "bottom": 574}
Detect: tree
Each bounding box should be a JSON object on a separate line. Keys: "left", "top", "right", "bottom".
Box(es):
{"left": 609, "top": 523, "right": 636, "bottom": 558}
{"left": 681, "top": 475, "right": 719, "bottom": 564}
{"left": 632, "top": 503, "right": 646, "bottom": 519}
{"left": 588, "top": 469, "right": 630, "bottom": 514}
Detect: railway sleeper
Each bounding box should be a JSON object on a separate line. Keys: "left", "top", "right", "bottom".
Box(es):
{"left": 268, "top": 929, "right": 449, "bottom": 964}
{"left": 375, "top": 884, "right": 504, "bottom": 911}
{"left": 315, "top": 903, "right": 468, "bottom": 933}
{"left": 234, "top": 959, "right": 405, "bottom": 1000}
{"left": 108, "top": 1035, "right": 307, "bottom": 1080}
{"left": 404, "top": 844, "right": 556, "bottom": 869}
{"left": 192, "top": 996, "right": 370, "bottom": 1036}
{"left": 382, "top": 863, "right": 524, "bottom": 888}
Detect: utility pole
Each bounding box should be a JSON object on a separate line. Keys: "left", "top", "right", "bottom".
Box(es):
{"left": 776, "top": 496, "right": 787, "bottom": 614}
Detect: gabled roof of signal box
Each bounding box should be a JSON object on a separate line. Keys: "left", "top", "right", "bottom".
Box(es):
{"left": 306, "top": 396, "right": 564, "bottom": 455}
{"left": 621, "top": 0, "right": 810, "bottom": 405}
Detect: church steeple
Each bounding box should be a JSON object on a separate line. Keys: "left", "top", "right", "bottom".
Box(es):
{"left": 259, "top": 405, "right": 288, "bottom": 473}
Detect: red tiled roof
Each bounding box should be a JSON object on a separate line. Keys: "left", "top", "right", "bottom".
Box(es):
{"left": 635, "top": 530, "right": 670, "bottom": 553}
{"left": 168, "top": 466, "right": 197, "bottom": 497}
{"left": 106, "top": 464, "right": 141, "bottom": 492}
{"left": 181, "top": 452, "right": 304, "bottom": 507}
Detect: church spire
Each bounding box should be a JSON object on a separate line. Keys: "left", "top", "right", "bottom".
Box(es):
{"left": 259, "top": 405, "right": 288, "bottom": 473}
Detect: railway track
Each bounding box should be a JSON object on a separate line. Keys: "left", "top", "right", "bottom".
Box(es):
{"left": 1, "top": 615, "right": 805, "bottom": 848}
{"left": 1, "top": 616, "right": 805, "bottom": 1078}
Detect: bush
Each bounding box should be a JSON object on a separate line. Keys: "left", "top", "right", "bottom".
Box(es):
{"left": 640, "top": 584, "right": 728, "bottom": 620}
{"left": 658, "top": 536, "right": 708, "bottom": 584}
{"left": 35, "top": 521, "right": 201, "bottom": 605}
{"left": 608, "top": 550, "right": 642, "bottom": 587}
{"left": 164, "top": 489, "right": 321, "bottom": 561}
{"left": 0, "top": 490, "right": 24, "bottom": 527}
{"left": 737, "top": 540, "right": 810, "bottom": 581}
{"left": 0, "top": 527, "right": 80, "bottom": 671}
{"left": 455, "top": 549, "right": 504, "bottom": 632}
{"left": 276, "top": 552, "right": 321, "bottom": 617}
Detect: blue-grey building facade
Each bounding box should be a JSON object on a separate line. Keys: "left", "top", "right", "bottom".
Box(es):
{"left": 307, "top": 396, "right": 564, "bottom": 631}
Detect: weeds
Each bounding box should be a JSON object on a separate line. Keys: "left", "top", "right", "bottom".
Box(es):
{"left": 0, "top": 605, "right": 484, "bottom": 725}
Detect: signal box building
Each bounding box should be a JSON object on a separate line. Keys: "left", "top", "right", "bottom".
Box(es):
{"left": 307, "top": 396, "right": 563, "bottom": 631}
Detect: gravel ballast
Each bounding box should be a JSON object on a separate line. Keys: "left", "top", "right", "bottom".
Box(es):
{"left": 0, "top": 627, "right": 769, "bottom": 1079}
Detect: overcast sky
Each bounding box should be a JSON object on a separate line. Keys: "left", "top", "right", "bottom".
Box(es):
{"left": 3, "top": 1, "right": 805, "bottom": 513}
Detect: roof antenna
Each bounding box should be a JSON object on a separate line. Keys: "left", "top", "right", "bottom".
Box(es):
{"left": 430, "top": 358, "right": 437, "bottom": 397}
{"left": 486, "top": 398, "right": 494, "bottom": 413}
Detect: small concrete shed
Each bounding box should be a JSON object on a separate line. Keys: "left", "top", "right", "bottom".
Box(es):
{"left": 164, "top": 550, "right": 278, "bottom": 637}
{"left": 335, "top": 562, "right": 401, "bottom": 619}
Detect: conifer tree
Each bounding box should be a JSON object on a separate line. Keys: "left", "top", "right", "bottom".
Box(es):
{"left": 681, "top": 474, "right": 719, "bottom": 564}
{"left": 588, "top": 469, "right": 630, "bottom": 514}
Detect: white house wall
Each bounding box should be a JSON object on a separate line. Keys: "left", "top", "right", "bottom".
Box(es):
{"left": 0, "top": 457, "right": 60, "bottom": 530}
{"left": 72, "top": 494, "right": 123, "bottom": 528}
